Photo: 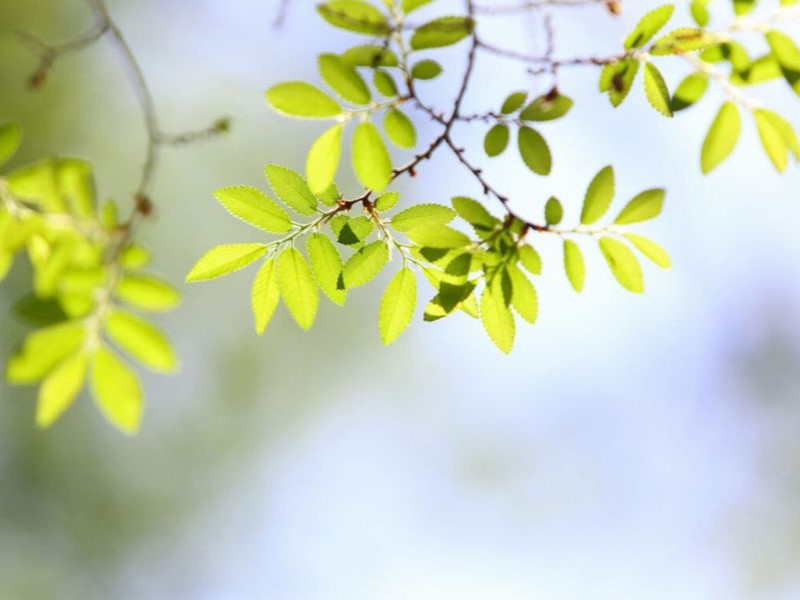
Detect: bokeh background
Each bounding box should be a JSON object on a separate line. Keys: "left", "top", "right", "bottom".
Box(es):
{"left": 2, "top": 1, "right": 799, "bottom": 598}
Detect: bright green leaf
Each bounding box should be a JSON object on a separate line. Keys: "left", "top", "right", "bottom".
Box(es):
{"left": 186, "top": 244, "right": 267, "bottom": 282}
{"left": 277, "top": 247, "right": 319, "bottom": 330}
{"left": 214, "top": 185, "right": 292, "bottom": 233}
{"left": 352, "top": 122, "right": 392, "bottom": 192}
{"left": 379, "top": 267, "right": 417, "bottom": 345}
{"left": 266, "top": 82, "right": 342, "bottom": 119}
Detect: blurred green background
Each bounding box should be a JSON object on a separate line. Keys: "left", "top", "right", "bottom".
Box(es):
{"left": 2, "top": 1, "right": 800, "bottom": 598}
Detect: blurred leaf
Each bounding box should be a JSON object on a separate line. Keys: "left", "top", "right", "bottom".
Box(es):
{"left": 90, "top": 347, "right": 143, "bottom": 436}
{"left": 36, "top": 353, "right": 87, "bottom": 429}
{"left": 105, "top": 310, "right": 178, "bottom": 373}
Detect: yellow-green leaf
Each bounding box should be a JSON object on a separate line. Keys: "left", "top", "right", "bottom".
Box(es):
{"left": 277, "top": 247, "right": 319, "bottom": 330}
{"left": 90, "top": 348, "right": 143, "bottom": 436}
{"left": 379, "top": 267, "right": 417, "bottom": 345}
{"left": 266, "top": 82, "right": 342, "bottom": 119}
{"left": 115, "top": 274, "right": 181, "bottom": 312}
{"left": 319, "top": 53, "right": 371, "bottom": 104}
{"left": 564, "top": 240, "right": 585, "bottom": 292}
{"left": 643, "top": 62, "right": 673, "bottom": 117}
{"left": 481, "top": 278, "right": 515, "bottom": 354}
{"left": 36, "top": 353, "right": 88, "bottom": 429}
{"left": 615, "top": 189, "right": 665, "bottom": 224}
{"left": 307, "top": 233, "right": 347, "bottom": 305}
{"left": 518, "top": 127, "right": 551, "bottom": 175}
{"left": 214, "top": 185, "right": 292, "bottom": 233}
{"left": 251, "top": 258, "right": 281, "bottom": 335}
{"left": 186, "top": 244, "right": 267, "bottom": 282}
{"left": 599, "top": 237, "right": 644, "bottom": 293}
{"left": 701, "top": 102, "right": 741, "bottom": 173}
{"left": 342, "top": 240, "right": 389, "bottom": 288}
{"left": 581, "top": 166, "right": 615, "bottom": 225}
{"left": 624, "top": 233, "right": 672, "bottom": 269}
{"left": 104, "top": 310, "right": 178, "bottom": 373}
{"left": 352, "top": 122, "right": 392, "bottom": 192}
{"left": 264, "top": 164, "right": 318, "bottom": 216}
{"left": 306, "top": 124, "right": 344, "bottom": 195}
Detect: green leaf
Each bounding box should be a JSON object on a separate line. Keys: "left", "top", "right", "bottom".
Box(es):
{"left": 36, "top": 353, "right": 87, "bottom": 429}
{"left": 545, "top": 196, "right": 563, "bottom": 226}
{"left": 607, "top": 60, "right": 640, "bottom": 107}
{"left": 481, "top": 277, "right": 515, "bottom": 354}
{"left": 758, "top": 110, "right": 800, "bottom": 160}
{"left": 332, "top": 215, "right": 375, "bottom": 246}
{"left": 317, "top": 1, "right": 390, "bottom": 35}
{"left": 615, "top": 188, "right": 665, "bottom": 224}
{"left": 518, "top": 245, "right": 542, "bottom": 275}
{"left": 501, "top": 92, "right": 528, "bottom": 114}
{"left": 599, "top": 237, "right": 644, "bottom": 293}
{"left": 317, "top": 183, "right": 342, "bottom": 207}
{"left": 186, "top": 244, "right": 267, "bottom": 282}
{"left": 650, "top": 28, "right": 721, "bottom": 56}
{"left": 342, "top": 240, "right": 389, "bottom": 288}
{"left": 319, "top": 53, "right": 371, "bottom": 104}
{"left": 251, "top": 258, "right": 281, "bottom": 335}
{"left": 508, "top": 265, "right": 538, "bottom": 324}
{"left": 6, "top": 321, "right": 86, "bottom": 384}
{"left": 375, "top": 191, "right": 400, "bottom": 211}
{"left": 0, "top": 121, "right": 22, "bottom": 166}
{"left": 307, "top": 233, "right": 347, "bottom": 305}
{"left": 306, "top": 124, "right": 344, "bottom": 195}
{"left": 563, "top": 240, "right": 585, "bottom": 292}
{"left": 625, "top": 4, "right": 675, "bottom": 49}
{"left": 277, "top": 247, "right": 319, "bottom": 330}
{"left": 115, "top": 274, "right": 181, "bottom": 312}
{"left": 733, "top": 0, "right": 756, "bottom": 16}
{"left": 519, "top": 93, "right": 574, "bottom": 122}
{"left": 379, "top": 267, "right": 417, "bottom": 345}
{"left": 213, "top": 185, "right": 292, "bottom": 233}
{"left": 341, "top": 45, "right": 399, "bottom": 67}
{"left": 410, "top": 16, "right": 475, "bottom": 50}
{"left": 484, "top": 124, "right": 510, "bottom": 157}
{"left": 384, "top": 109, "right": 417, "bottom": 149}
{"left": 754, "top": 109, "right": 789, "bottom": 172}
{"left": 265, "top": 164, "right": 318, "bottom": 216}
{"left": 411, "top": 59, "right": 443, "bottom": 80}
{"left": 518, "top": 126, "right": 552, "bottom": 175}
{"left": 701, "top": 102, "right": 741, "bottom": 174}
{"left": 266, "top": 82, "right": 342, "bottom": 119}
{"left": 373, "top": 69, "right": 398, "bottom": 97}
{"left": 120, "top": 244, "right": 152, "bottom": 270}
{"left": 624, "top": 233, "right": 672, "bottom": 269}
{"left": 352, "top": 122, "right": 392, "bottom": 192}
{"left": 643, "top": 62, "right": 673, "bottom": 118}
{"left": 670, "top": 73, "right": 709, "bottom": 112}
{"left": 452, "top": 196, "right": 498, "bottom": 230}
{"left": 90, "top": 348, "right": 143, "bottom": 436}
{"left": 12, "top": 295, "right": 69, "bottom": 326}
{"left": 690, "top": 0, "right": 711, "bottom": 26}
{"left": 406, "top": 224, "right": 471, "bottom": 248}
{"left": 766, "top": 30, "right": 800, "bottom": 97}
{"left": 581, "top": 165, "right": 615, "bottom": 225}
{"left": 391, "top": 203, "right": 455, "bottom": 232}
{"left": 403, "top": 0, "right": 432, "bottom": 13}
{"left": 105, "top": 310, "right": 178, "bottom": 373}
